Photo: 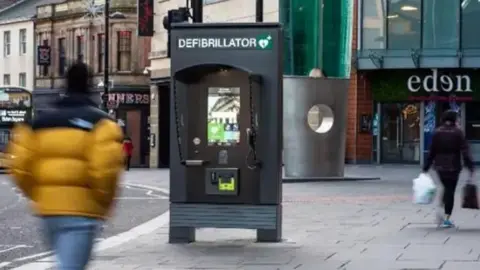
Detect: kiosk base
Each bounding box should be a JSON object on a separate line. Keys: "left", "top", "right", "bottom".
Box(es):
{"left": 169, "top": 203, "right": 282, "bottom": 243}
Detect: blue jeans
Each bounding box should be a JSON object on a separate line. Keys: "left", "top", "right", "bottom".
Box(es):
{"left": 42, "top": 216, "right": 101, "bottom": 270}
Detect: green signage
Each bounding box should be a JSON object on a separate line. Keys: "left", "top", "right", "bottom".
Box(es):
{"left": 178, "top": 34, "right": 273, "bottom": 50}
{"left": 208, "top": 122, "right": 225, "bottom": 142}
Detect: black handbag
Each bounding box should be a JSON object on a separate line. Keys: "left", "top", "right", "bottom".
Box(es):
{"left": 462, "top": 181, "right": 479, "bottom": 209}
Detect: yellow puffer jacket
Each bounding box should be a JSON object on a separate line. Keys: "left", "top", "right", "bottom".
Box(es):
{"left": 7, "top": 96, "right": 124, "bottom": 219}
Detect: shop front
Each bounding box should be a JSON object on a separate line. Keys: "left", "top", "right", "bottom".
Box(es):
{"left": 108, "top": 88, "right": 151, "bottom": 168}
{"left": 368, "top": 69, "right": 480, "bottom": 166}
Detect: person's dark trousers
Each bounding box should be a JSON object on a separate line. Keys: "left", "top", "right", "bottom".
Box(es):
{"left": 437, "top": 171, "right": 461, "bottom": 215}
{"left": 125, "top": 155, "right": 131, "bottom": 170}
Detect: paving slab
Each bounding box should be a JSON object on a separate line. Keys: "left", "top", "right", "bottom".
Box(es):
{"left": 28, "top": 166, "right": 480, "bottom": 270}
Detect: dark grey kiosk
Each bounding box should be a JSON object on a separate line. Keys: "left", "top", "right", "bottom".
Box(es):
{"left": 168, "top": 23, "right": 283, "bottom": 243}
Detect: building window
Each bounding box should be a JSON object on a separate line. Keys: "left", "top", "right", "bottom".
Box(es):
{"left": 41, "top": 39, "right": 49, "bottom": 77}
{"left": 18, "top": 73, "right": 26, "bottom": 87}
{"left": 386, "top": 0, "right": 421, "bottom": 49}
{"left": 76, "top": 36, "right": 84, "bottom": 62}
{"left": 462, "top": 0, "right": 480, "bottom": 49}
{"left": 3, "top": 31, "right": 10, "bottom": 56}
{"left": 422, "top": 0, "right": 459, "bottom": 49}
{"left": 98, "top": 34, "right": 105, "bottom": 73}
{"left": 361, "top": 0, "right": 386, "bottom": 49}
{"left": 58, "top": 38, "right": 66, "bottom": 76}
{"left": 117, "top": 31, "right": 131, "bottom": 71}
{"left": 19, "top": 29, "right": 27, "bottom": 55}
{"left": 3, "top": 74, "right": 10, "bottom": 85}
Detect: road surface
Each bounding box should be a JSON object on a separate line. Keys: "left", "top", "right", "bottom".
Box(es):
{"left": 0, "top": 172, "right": 169, "bottom": 269}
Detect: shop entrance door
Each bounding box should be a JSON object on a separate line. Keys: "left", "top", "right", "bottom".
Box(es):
{"left": 380, "top": 103, "right": 421, "bottom": 163}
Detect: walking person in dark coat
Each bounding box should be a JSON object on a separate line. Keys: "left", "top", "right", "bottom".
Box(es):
{"left": 423, "top": 110, "right": 474, "bottom": 228}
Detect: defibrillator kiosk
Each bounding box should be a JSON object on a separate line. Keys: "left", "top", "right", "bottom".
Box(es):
{"left": 168, "top": 23, "right": 283, "bottom": 243}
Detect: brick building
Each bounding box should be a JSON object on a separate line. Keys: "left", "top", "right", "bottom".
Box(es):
{"left": 349, "top": 0, "right": 480, "bottom": 166}
{"left": 346, "top": 0, "right": 373, "bottom": 164}
{"left": 34, "top": 0, "right": 152, "bottom": 167}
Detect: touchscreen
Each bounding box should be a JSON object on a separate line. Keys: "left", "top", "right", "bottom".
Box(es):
{"left": 207, "top": 87, "right": 240, "bottom": 146}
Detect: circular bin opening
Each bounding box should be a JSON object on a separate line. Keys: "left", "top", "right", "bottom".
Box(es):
{"left": 307, "top": 104, "right": 334, "bottom": 133}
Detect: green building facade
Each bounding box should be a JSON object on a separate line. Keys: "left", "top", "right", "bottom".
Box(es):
{"left": 280, "top": 0, "right": 353, "bottom": 78}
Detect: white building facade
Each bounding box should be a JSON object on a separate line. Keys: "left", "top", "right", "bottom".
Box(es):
{"left": 150, "top": 0, "right": 279, "bottom": 77}
{"left": 148, "top": 0, "right": 279, "bottom": 168}
{"left": 0, "top": 18, "right": 34, "bottom": 91}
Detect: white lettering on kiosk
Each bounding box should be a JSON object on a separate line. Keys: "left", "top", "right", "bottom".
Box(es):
{"left": 407, "top": 69, "right": 472, "bottom": 93}
{"left": 178, "top": 38, "right": 257, "bottom": 49}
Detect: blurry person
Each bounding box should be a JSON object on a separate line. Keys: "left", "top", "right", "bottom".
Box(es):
{"left": 423, "top": 110, "right": 474, "bottom": 228}
{"left": 122, "top": 136, "right": 133, "bottom": 170}
{"left": 7, "top": 62, "right": 124, "bottom": 270}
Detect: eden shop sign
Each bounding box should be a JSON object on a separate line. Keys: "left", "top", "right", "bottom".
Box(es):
{"left": 407, "top": 69, "right": 472, "bottom": 93}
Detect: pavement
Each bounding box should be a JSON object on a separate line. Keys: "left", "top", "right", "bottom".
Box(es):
{"left": 10, "top": 166, "right": 480, "bottom": 270}
{"left": 0, "top": 172, "right": 170, "bottom": 269}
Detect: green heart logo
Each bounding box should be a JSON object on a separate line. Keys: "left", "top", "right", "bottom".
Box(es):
{"left": 256, "top": 35, "right": 273, "bottom": 50}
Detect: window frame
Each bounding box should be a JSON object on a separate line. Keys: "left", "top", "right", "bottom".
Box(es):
{"left": 3, "top": 74, "right": 10, "bottom": 85}
{"left": 41, "top": 39, "right": 49, "bottom": 77}
{"left": 76, "top": 35, "right": 84, "bottom": 62}
{"left": 18, "top": 72, "right": 26, "bottom": 87}
{"left": 19, "top": 29, "right": 27, "bottom": 55}
{"left": 98, "top": 33, "right": 105, "bottom": 73}
{"left": 3, "top": 31, "right": 10, "bottom": 57}
{"left": 58, "top": 38, "right": 66, "bottom": 76}
{"left": 116, "top": 31, "right": 132, "bottom": 71}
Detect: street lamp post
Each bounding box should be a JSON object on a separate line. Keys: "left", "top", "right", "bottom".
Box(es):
{"left": 103, "top": 0, "right": 110, "bottom": 111}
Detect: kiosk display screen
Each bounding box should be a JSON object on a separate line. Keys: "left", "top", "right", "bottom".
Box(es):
{"left": 207, "top": 87, "right": 240, "bottom": 146}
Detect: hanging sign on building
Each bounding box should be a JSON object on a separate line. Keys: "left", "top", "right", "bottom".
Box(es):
{"left": 108, "top": 92, "right": 150, "bottom": 105}
{"left": 137, "top": 0, "right": 154, "bottom": 36}
{"left": 37, "top": 45, "right": 51, "bottom": 66}
{"left": 407, "top": 69, "right": 472, "bottom": 93}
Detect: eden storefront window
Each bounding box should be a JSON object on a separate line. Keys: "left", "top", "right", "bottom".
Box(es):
{"left": 465, "top": 103, "right": 480, "bottom": 162}
{"left": 359, "top": 0, "right": 480, "bottom": 50}
{"left": 361, "top": 0, "right": 386, "bottom": 49}
{"left": 422, "top": 0, "right": 459, "bottom": 49}
{"left": 462, "top": 0, "right": 480, "bottom": 49}
{"left": 386, "top": 0, "right": 421, "bottom": 49}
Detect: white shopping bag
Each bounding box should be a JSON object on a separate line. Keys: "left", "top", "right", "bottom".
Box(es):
{"left": 412, "top": 173, "right": 437, "bottom": 204}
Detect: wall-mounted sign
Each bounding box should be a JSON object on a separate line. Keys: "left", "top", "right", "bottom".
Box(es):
{"left": 150, "top": 133, "right": 155, "bottom": 148}
{"left": 108, "top": 93, "right": 150, "bottom": 105}
{"left": 137, "top": 0, "right": 154, "bottom": 36}
{"left": 359, "top": 114, "right": 372, "bottom": 133}
{"left": 177, "top": 34, "right": 274, "bottom": 50}
{"left": 37, "top": 45, "right": 51, "bottom": 66}
{"left": 0, "top": 109, "right": 28, "bottom": 124}
{"left": 407, "top": 69, "right": 472, "bottom": 93}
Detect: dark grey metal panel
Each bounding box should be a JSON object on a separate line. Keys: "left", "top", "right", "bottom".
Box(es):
{"left": 170, "top": 203, "right": 280, "bottom": 229}
{"left": 169, "top": 23, "right": 283, "bottom": 205}
{"left": 283, "top": 77, "right": 349, "bottom": 178}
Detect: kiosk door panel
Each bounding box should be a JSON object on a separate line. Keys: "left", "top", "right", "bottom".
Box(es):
{"left": 184, "top": 71, "right": 260, "bottom": 204}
